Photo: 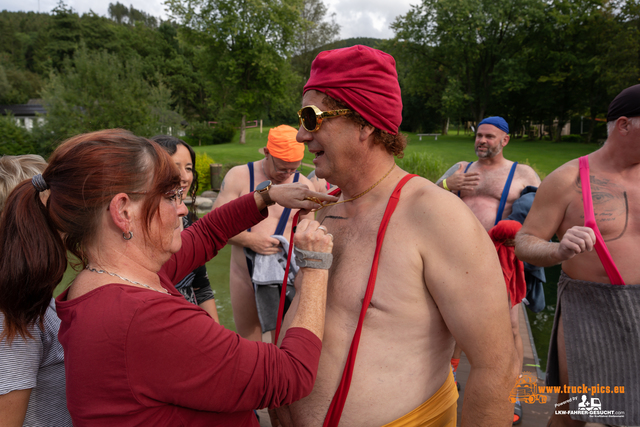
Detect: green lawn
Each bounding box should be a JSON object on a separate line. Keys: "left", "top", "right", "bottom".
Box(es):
{"left": 56, "top": 128, "right": 602, "bottom": 344}
{"left": 194, "top": 126, "right": 601, "bottom": 181}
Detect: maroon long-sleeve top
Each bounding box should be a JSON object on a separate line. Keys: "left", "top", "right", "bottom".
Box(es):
{"left": 56, "top": 193, "right": 321, "bottom": 426}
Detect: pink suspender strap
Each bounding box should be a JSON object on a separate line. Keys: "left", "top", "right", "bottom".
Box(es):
{"left": 578, "top": 156, "right": 625, "bottom": 285}
{"left": 323, "top": 174, "right": 418, "bottom": 427}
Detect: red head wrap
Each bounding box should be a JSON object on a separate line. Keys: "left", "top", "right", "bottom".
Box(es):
{"left": 304, "top": 45, "right": 402, "bottom": 135}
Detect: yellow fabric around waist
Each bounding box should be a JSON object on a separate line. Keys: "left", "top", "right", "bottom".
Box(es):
{"left": 381, "top": 369, "right": 458, "bottom": 427}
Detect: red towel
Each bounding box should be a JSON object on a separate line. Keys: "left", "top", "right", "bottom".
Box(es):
{"left": 488, "top": 220, "right": 526, "bottom": 307}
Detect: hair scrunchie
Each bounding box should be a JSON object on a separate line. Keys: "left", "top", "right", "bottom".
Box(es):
{"left": 32, "top": 174, "right": 49, "bottom": 193}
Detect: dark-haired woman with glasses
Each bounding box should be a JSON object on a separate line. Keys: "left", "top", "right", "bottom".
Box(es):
{"left": 152, "top": 135, "right": 219, "bottom": 322}
{"left": 0, "top": 129, "right": 338, "bottom": 426}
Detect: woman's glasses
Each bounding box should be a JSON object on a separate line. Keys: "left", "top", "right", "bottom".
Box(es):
{"left": 297, "top": 105, "right": 351, "bottom": 132}
{"left": 165, "top": 188, "right": 185, "bottom": 207}
{"left": 127, "top": 188, "right": 184, "bottom": 208}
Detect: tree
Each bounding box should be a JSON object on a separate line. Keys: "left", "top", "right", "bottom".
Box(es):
{"left": 532, "top": 0, "right": 639, "bottom": 141}
{"left": 108, "top": 2, "right": 158, "bottom": 27}
{"left": 41, "top": 45, "right": 182, "bottom": 140}
{"left": 47, "top": 1, "right": 82, "bottom": 71}
{"left": 291, "top": 0, "right": 340, "bottom": 80}
{"left": 167, "top": 0, "right": 305, "bottom": 143}
{"left": 0, "top": 114, "right": 37, "bottom": 155}
{"left": 392, "top": 0, "right": 546, "bottom": 125}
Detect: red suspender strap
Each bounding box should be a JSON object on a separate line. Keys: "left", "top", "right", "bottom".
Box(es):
{"left": 274, "top": 210, "right": 300, "bottom": 344}
{"left": 274, "top": 186, "right": 344, "bottom": 344}
{"left": 323, "top": 174, "right": 417, "bottom": 427}
{"left": 578, "top": 156, "right": 625, "bottom": 285}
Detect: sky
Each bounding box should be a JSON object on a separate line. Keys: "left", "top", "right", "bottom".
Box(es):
{"left": 2, "top": 0, "right": 417, "bottom": 39}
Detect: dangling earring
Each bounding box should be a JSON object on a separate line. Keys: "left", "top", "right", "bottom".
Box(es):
{"left": 123, "top": 231, "right": 133, "bottom": 240}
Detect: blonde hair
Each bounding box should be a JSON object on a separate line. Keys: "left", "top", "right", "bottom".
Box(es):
{"left": 0, "top": 154, "right": 48, "bottom": 213}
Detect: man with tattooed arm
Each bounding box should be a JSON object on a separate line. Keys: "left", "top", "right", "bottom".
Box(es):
{"left": 515, "top": 84, "right": 640, "bottom": 427}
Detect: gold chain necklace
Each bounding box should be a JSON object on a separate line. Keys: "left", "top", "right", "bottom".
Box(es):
{"left": 85, "top": 265, "right": 170, "bottom": 294}
{"left": 306, "top": 163, "right": 396, "bottom": 210}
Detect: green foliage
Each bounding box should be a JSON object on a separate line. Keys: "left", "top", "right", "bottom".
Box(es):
{"left": 0, "top": 114, "right": 36, "bottom": 155}
{"left": 41, "top": 45, "right": 182, "bottom": 140}
{"left": 560, "top": 134, "right": 584, "bottom": 143}
{"left": 185, "top": 122, "right": 236, "bottom": 145}
{"left": 396, "top": 151, "right": 448, "bottom": 183}
{"left": 185, "top": 122, "right": 213, "bottom": 146}
{"left": 195, "top": 151, "right": 215, "bottom": 193}
{"left": 211, "top": 124, "right": 236, "bottom": 145}
{"left": 167, "top": 0, "right": 306, "bottom": 140}
{"left": 0, "top": 64, "right": 43, "bottom": 104}
{"left": 390, "top": 0, "right": 640, "bottom": 140}
{"left": 108, "top": 2, "right": 158, "bottom": 27}
{"left": 47, "top": 1, "right": 82, "bottom": 71}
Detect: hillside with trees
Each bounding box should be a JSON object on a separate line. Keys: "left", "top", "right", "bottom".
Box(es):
{"left": 1, "top": 0, "right": 640, "bottom": 156}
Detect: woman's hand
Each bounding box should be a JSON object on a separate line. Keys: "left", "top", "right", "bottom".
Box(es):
{"left": 267, "top": 183, "right": 339, "bottom": 213}
{"left": 293, "top": 219, "right": 333, "bottom": 254}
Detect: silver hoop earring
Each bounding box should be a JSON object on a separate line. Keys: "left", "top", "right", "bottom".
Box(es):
{"left": 123, "top": 231, "right": 133, "bottom": 240}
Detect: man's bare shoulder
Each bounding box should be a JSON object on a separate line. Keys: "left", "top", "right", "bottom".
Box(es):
{"left": 403, "top": 175, "right": 477, "bottom": 225}
{"left": 537, "top": 158, "right": 580, "bottom": 194}
{"left": 515, "top": 163, "right": 542, "bottom": 186}
{"left": 224, "top": 163, "right": 251, "bottom": 182}
{"left": 213, "top": 164, "right": 251, "bottom": 207}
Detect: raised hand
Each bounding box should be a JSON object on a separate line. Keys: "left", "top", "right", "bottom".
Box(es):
{"left": 445, "top": 164, "right": 480, "bottom": 192}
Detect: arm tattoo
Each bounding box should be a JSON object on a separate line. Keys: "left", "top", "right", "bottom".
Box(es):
{"left": 220, "top": 178, "right": 226, "bottom": 191}
{"left": 436, "top": 163, "right": 461, "bottom": 184}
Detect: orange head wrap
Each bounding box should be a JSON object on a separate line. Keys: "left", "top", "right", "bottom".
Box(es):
{"left": 266, "top": 125, "right": 305, "bottom": 162}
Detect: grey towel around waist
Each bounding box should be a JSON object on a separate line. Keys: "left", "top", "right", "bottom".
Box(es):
{"left": 244, "top": 235, "right": 298, "bottom": 333}
{"left": 546, "top": 271, "right": 640, "bottom": 424}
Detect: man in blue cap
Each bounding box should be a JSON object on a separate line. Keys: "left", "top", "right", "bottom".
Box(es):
{"left": 437, "top": 116, "right": 541, "bottom": 425}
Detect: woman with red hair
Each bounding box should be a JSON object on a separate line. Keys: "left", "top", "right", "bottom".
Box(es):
{"left": 0, "top": 129, "right": 336, "bottom": 426}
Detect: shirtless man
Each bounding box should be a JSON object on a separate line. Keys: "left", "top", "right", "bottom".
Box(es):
{"left": 436, "top": 118, "right": 541, "bottom": 415}
{"left": 515, "top": 85, "right": 640, "bottom": 427}
{"left": 276, "top": 45, "right": 518, "bottom": 426}
{"left": 213, "top": 124, "right": 317, "bottom": 342}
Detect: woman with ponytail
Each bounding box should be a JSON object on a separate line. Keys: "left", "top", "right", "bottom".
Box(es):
{"left": 0, "top": 129, "right": 337, "bottom": 426}
{"left": 0, "top": 154, "right": 73, "bottom": 427}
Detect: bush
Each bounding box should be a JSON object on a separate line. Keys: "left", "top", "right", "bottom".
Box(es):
{"left": 195, "top": 152, "right": 215, "bottom": 194}
{"left": 0, "top": 114, "right": 36, "bottom": 155}
{"left": 560, "top": 134, "right": 584, "bottom": 143}
{"left": 186, "top": 122, "right": 236, "bottom": 146}
{"left": 186, "top": 122, "right": 213, "bottom": 145}
{"left": 396, "top": 151, "right": 448, "bottom": 183}
{"left": 211, "top": 123, "right": 236, "bottom": 145}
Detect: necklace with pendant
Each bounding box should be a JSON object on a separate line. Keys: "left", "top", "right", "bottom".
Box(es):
{"left": 85, "top": 265, "right": 170, "bottom": 294}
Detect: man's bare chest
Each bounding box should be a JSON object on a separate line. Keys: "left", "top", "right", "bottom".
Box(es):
{"left": 319, "top": 209, "right": 422, "bottom": 315}
{"left": 564, "top": 173, "right": 640, "bottom": 241}
{"left": 471, "top": 167, "right": 515, "bottom": 200}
